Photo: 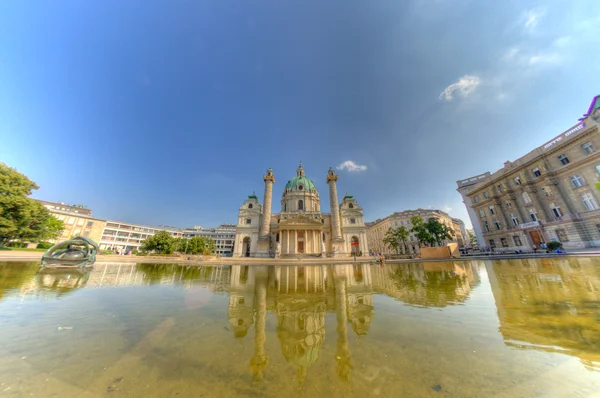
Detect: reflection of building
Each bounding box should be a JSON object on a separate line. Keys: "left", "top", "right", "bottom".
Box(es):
{"left": 38, "top": 200, "right": 107, "bottom": 243}
{"left": 370, "top": 262, "right": 479, "bottom": 307}
{"left": 367, "top": 209, "right": 464, "bottom": 255}
{"left": 487, "top": 258, "right": 600, "bottom": 369}
{"left": 233, "top": 163, "right": 369, "bottom": 257}
{"left": 457, "top": 95, "right": 600, "bottom": 250}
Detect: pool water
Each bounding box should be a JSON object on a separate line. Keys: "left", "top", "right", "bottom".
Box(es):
{"left": 1, "top": 259, "right": 599, "bottom": 397}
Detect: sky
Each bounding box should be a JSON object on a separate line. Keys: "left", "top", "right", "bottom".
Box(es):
{"left": 1, "top": 0, "right": 599, "bottom": 229}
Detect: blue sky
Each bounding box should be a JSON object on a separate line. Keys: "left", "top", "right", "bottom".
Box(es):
{"left": 1, "top": 0, "right": 598, "bottom": 228}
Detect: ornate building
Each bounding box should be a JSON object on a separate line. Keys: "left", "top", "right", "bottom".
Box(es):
{"left": 457, "top": 95, "right": 600, "bottom": 250}
{"left": 233, "top": 163, "right": 368, "bottom": 257}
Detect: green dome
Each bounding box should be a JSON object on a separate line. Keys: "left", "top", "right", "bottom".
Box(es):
{"left": 285, "top": 175, "right": 316, "bottom": 192}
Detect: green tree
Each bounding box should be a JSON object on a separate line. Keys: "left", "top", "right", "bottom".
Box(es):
{"left": 140, "top": 230, "right": 175, "bottom": 254}
{"left": 425, "top": 218, "right": 455, "bottom": 247}
{"left": 186, "top": 236, "right": 216, "bottom": 255}
{"left": 397, "top": 226, "right": 410, "bottom": 254}
{"left": 383, "top": 227, "right": 401, "bottom": 254}
{"left": 410, "top": 216, "right": 432, "bottom": 247}
{"left": 0, "top": 163, "right": 65, "bottom": 244}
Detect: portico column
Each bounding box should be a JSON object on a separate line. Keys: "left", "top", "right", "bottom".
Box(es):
{"left": 292, "top": 230, "right": 297, "bottom": 254}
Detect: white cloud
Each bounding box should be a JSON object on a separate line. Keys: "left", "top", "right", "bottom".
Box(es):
{"left": 529, "top": 52, "right": 561, "bottom": 65}
{"left": 336, "top": 160, "right": 368, "bottom": 173}
{"left": 442, "top": 205, "right": 453, "bottom": 213}
{"left": 522, "top": 8, "right": 545, "bottom": 30}
{"left": 439, "top": 75, "right": 481, "bottom": 101}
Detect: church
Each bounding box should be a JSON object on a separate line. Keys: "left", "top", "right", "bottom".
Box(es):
{"left": 233, "top": 163, "right": 368, "bottom": 257}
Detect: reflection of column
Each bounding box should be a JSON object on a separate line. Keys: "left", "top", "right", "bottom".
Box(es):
{"left": 334, "top": 270, "right": 351, "bottom": 381}
{"left": 250, "top": 266, "right": 268, "bottom": 381}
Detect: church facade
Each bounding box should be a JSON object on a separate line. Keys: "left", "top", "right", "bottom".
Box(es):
{"left": 233, "top": 163, "right": 368, "bottom": 257}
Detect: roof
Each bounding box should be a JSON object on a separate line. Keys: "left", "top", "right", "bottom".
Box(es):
{"left": 284, "top": 175, "right": 317, "bottom": 192}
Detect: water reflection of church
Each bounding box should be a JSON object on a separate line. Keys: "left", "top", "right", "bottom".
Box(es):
{"left": 226, "top": 262, "right": 478, "bottom": 381}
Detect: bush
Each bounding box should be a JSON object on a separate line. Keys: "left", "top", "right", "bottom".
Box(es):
{"left": 546, "top": 241, "right": 563, "bottom": 251}
{"left": 202, "top": 248, "right": 212, "bottom": 256}
{"left": 37, "top": 242, "right": 54, "bottom": 249}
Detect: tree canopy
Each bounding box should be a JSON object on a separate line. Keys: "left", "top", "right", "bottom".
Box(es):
{"left": 0, "top": 163, "right": 64, "bottom": 244}
{"left": 141, "top": 232, "right": 216, "bottom": 255}
{"left": 410, "top": 216, "right": 454, "bottom": 247}
{"left": 383, "top": 226, "right": 411, "bottom": 254}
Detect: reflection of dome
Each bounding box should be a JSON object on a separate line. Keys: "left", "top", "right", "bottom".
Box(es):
{"left": 347, "top": 293, "right": 374, "bottom": 336}
{"left": 276, "top": 298, "right": 326, "bottom": 379}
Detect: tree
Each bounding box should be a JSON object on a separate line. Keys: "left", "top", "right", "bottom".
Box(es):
{"left": 187, "top": 236, "right": 216, "bottom": 255}
{"left": 425, "top": 218, "right": 455, "bottom": 247}
{"left": 397, "top": 226, "right": 410, "bottom": 254}
{"left": 0, "top": 163, "right": 65, "bottom": 244}
{"left": 467, "top": 230, "right": 477, "bottom": 247}
{"left": 383, "top": 227, "right": 401, "bottom": 254}
{"left": 140, "top": 230, "right": 175, "bottom": 254}
{"left": 410, "top": 216, "right": 432, "bottom": 247}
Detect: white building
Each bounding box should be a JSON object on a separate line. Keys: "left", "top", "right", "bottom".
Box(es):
{"left": 183, "top": 224, "right": 236, "bottom": 256}
{"left": 98, "top": 221, "right": 182, "bottom": 253}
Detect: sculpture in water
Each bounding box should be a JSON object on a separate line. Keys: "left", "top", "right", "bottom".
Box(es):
{"left": 41, "top": 236, "right": 99, "bottom": 267}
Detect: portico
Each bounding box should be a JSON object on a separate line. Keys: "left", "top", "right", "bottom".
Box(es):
{"left": 276, "top": 215, "right": 324, "bottom": 255}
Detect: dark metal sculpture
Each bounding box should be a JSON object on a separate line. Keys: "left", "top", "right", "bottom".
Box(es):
{"left": 41, "top": 236, "right": 99, "bottom": 267}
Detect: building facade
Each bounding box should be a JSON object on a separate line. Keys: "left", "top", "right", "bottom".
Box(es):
{"left": 98, "top": 221, "right": 183, "bottom": 253}
{"left": 233, "top": 163, "right": 368, "bottom": 257}
{"left": 457, "top": 95, "right": 600, "bottom": 250}
{"left": 366, "top": 209, "right": 460, "bottom": 255}
{"left": 451, "top": 218, "right": 469, "bottom": 248}
{"left": 183, "top": 224, "right": 236, "bottom": 256}
{"left": 38, "top": 200, "right": 107, "bottom": 243}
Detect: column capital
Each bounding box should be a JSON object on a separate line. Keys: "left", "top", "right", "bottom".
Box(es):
{"left": 264, "top": 168, "right": 275, "bottom": 183}
{"left": 326, "top": 167, "right": 338, "bottom": 183}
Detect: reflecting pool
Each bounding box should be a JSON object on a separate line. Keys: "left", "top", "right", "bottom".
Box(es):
{"left": 1, "top": 259, "right": 600, "bottom": 397}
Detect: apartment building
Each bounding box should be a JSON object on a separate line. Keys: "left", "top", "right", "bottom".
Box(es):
{"left": 38, "top": 200, "right": 107, "bottom": 243}
{"left": 457, "top": 95, "right": 600, "bottom": 250}
{"left": 183, "top": 224, "right": 236, "bottom": 256}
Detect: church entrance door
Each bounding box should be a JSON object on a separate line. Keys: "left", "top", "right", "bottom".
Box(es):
{"left": 298, "top": 241, "right": 304, "bottom": 253}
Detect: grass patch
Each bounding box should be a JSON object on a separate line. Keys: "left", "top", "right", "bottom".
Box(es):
{"left": 0, "top": 246, "right": 47, "bottom": 252}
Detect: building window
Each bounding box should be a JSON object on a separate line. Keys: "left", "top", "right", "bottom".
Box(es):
{"left": 558, "top": 154, "right": 570, "bottom": 165}
{"left": 298, "top": 184, "right": 303, "bottom": 190}
{"left": 532, "top": 167, "right": 542, "bottom": 177}
{"left": 483, "top": 192, "right": 490, "bottom": 199}
{"left": 479, "top": 209, "right": 486, "bottom": 218}
{"left": 551, "top": 203, "right": 563, "bottom": 218}
{"left": 581, "top": 193, "right": 599, "bottom": 211}
{"left": 350, "top": 218, "right": 356, "bottom": 224}
{"left": 596, "top": 165, "right": 600, "bottom": 176}
{"left": 489, "top": 205, "right": 496, "bottom": 215}
{"left": 556, "top": 228, "right": 569, "bottom": 242}
{"left": 571, "top": 175, "right": 585, "bottom": 188}
{"left": 530, "top": 209, "right": 538, "bottom": 222}
{"left": 248, "top": 203, "right": 253, "bottom": 209}
{"left": 87, "top": 221, "right": 94, "bottom": 227}
{"left": 489, "top": 239, "right": 496, "bottom": 248}
{"left": 349, "top": 203, "right": 354, "bottom": 208}
{"left": 245, "top": 219, "right": 251, "bottom": 224}
{"left": 497, "top": 184, "right": 504, "bottom": 192}
{"left": 522, "top": 192, "right": 532, "bottom": 204}
{"left": 505, "top": 201, "right": 512, "bottom": 209}
{"left": 298, "top": 200, "right": 304, "bottom": 210}
{"left": 514, "top": 177, "right": 522, "bottom": 186}
{"left": 513, "top": 236, "right": 522, "bottom": 246}
{"left": 483, "top": 221, "right": 490, "bottom": 232}
{"left": 582, "top": 142, "right": 594, "bottom": 154}
{"left": 474, "top": 196, "right": 480, "bottom": 204}
{"left": 511, "top": 214, "right": 519, "bottom": 226}
{"left": 493, "top": 218, "right": 501, "bottom": 230}
{"left": 501, "top": 238, "right": 508, "bottom": 247}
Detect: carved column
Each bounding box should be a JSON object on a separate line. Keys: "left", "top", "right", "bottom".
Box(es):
{"left": 327, "top": 168, "right": 344, "bottom": 256}
{"left": 259, "top": 169, "right": 275, "bottom": 240}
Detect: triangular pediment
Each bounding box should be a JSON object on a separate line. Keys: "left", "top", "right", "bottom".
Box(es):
{"left": 280, "top": 214, "right": 323, "bottom": 226}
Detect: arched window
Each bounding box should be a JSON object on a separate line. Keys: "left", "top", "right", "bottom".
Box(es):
{"left": 284, "top": 203, "right": 287, "bottom": 211}
{"left": 349, "top": 203, "right": 354, "bottom": 208}
{"left": 298, "top": 184, "right": 303, "bottom": 190}
{"left": 248, "top": 203, "right": 253, "bottom": 209}
{"left": 298, "top": 200, "right": 304, "bottom": 210}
